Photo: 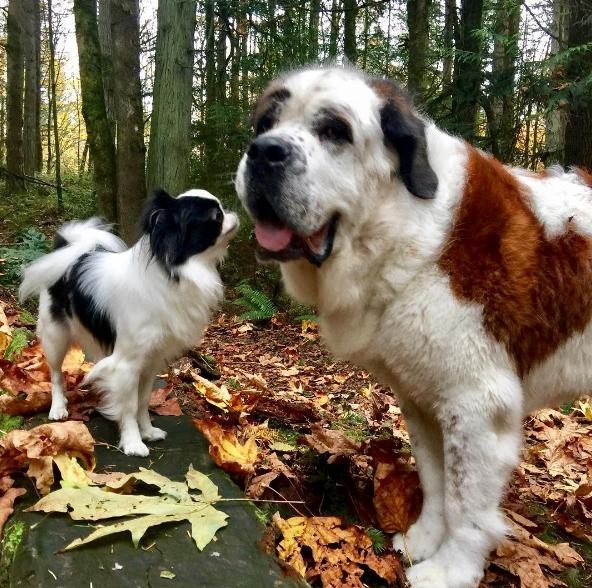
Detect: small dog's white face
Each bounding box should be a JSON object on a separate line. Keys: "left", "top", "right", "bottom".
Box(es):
{"left": 235, "top": 67, "right": 438, "bottom": 266}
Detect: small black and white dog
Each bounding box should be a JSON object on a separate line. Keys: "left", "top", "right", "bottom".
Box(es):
{"left": 20, "top": 189, "right": 238, "bottom": 456}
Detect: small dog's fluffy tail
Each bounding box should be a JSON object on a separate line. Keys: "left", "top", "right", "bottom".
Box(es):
{"left": 19, "top": 218, "right": 126, "bottom": 302}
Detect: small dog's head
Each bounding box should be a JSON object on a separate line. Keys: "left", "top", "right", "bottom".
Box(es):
{"left": 142, "top": 189, "right": 238, "bottom": 276}
{"left": 235, "top": 66, "right": 438, "bottom": 266}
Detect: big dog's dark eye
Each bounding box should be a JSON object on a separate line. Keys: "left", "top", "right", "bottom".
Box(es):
{"left": 255, "top": 112, "right": 276, "bottom": 136}
{"left": 315, "top": 112, "right": 353, "bottom": 144}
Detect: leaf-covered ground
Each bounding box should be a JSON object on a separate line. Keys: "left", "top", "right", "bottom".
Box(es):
{"left": 2, "top": 297, "right": 592, "bottom": 588}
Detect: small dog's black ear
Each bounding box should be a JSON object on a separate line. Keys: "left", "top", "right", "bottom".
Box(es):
{"left": 141, "top": 189, "right": 174, "bottom": 234}
{"left": 141, "top": 189, "right": 181, "bottom": 277}
{"left": 371, "top": 79, "right": 438, "bottom": 199}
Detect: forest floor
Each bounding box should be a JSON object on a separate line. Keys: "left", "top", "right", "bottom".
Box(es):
{"left": 1, "top": 289, "right": 592, "bottom": 588}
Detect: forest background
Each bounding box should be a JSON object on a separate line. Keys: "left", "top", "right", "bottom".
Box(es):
{"left": 0, "top": 0, "right": 591, "bottom": 299}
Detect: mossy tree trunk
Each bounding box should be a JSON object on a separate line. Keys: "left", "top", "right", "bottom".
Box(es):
{"left": 147, "top": 0, "right": 197, "bottom": 196}
{"left": 111, "top": 0, "right": 146, "bottom": 242}
{"left": 73, "top": 0, "right": 117, "bottom": 222}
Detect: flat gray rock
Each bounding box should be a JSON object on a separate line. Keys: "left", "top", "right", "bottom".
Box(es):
{"left": 9, "top": 415, "right": 307, "bottom": 588}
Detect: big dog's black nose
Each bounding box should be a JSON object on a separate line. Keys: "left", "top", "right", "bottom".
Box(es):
{"left": 247, "top": 136, "right": 292, "bottom": 167}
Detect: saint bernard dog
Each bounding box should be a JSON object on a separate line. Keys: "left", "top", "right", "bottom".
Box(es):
{"left": 235, "top": 65, "right": 592, "bottom": 588}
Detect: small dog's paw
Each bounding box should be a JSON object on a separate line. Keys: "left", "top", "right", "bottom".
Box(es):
{"left": 119, "top": 438, "right": 150, "bottom": 457}
{"left": 405, "top": 561, "right": 448, "bottom": 588}
{"left": 393, "top": 514, "right": 445, "bottom": 564}
{"left": 141, "top": 426, "right": 167, "bottom": 442}
{"left": 48, "top": 404, "right": 69, "bottom": 421}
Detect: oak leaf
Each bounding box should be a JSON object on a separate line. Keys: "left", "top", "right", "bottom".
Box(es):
{"left": 149, "top": 383, "right": 183, "bottom": 416}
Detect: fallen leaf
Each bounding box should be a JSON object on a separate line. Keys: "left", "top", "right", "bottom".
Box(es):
{"left": 0, "top": 477, "right": 26, "bottom": 538}
{"left": 273, "top": 513, "right": 403, "bottom": 587}
{"left": 192, "top": 375, "right": 232, "bottom": 412}
{"left": 193, "top": 418, "right": 257, "bottom": 475}
{"left": 149, "top": 383, "right": 183, "bottom": 416}
{"left": 0, "top": 303, "right": 12, "bottom": 356}
{"left": 303, "top": 424, "right": 361, "bottom": 463}
{"left": 373, "top": 461, "right": 422, "bottom": 533}
{"left": 27, "top": 465, "right": 227, "bottom": 551}
{"left": 0, "top": 421, "right": 95, "bottom": 494}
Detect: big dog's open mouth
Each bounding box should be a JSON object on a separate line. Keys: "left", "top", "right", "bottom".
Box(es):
{"left": 254, "top": 215, "right": 339, "bottom": 266}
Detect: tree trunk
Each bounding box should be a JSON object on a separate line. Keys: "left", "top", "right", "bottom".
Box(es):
{"left": 73, "top": 0, "right": 117, "bottom": 222}
{"left": 203, "top": 0, "right": 216, "bottom": 171}
{"left": 146, "top": 0, "right": 197, "bottom": 196}
{"left": 47, "top": 0, "right": 62, "bottom": 210}
{"left": 6, "top": 0, "right": 25, "bottom": 192}
{"left": 406, "top": 0, "right": 432, "bottom": 97}
{"left": 563, "top": 1, "right": 592, "bottom": 169}
{"left": 328, "top": 0, "right": 341, "bottom": 59}
{"left": 23, "top": 0, "right": 41, "bottom": 175}
{"left": 450, "top": 0, "right": 485, "bottom": 138}
{"left": 343, "top": 0, "right": 358, "bottom": 64}
{"left": 111, "top": 0, "right": 146, "bottom": 243}
{"left": 488, "top": 0, "right": 520, "bottom": 161}
{"left": 98, "top": 0, "right": 116, "bottom": 137}
{"left": 308, "top": 0, "right": 320, "bottom": 61}
{"left": 442, "top": 0, "right": 455, "bottom": 89}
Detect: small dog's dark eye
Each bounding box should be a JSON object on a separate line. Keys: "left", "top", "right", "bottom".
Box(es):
{"left": 215, "top": 209, "right": 223, "bottom": 223}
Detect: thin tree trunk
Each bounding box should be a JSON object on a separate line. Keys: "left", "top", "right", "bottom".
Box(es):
{"left": 328, "top": 0, "right": 341, "bottom": 59}
{"left": 308, "top": 0, "right": 320, "bottom": 61}
{"left": 111, "top": 0, "right": 146, "bottom": 243}
{"left": 203, "top": 0, "right": 216, "bottom": 171}
{"left": 23, "top": 0, "right": 41, "bottom": 175}
{"left": 98, "top": 0, "right": 116, "bottom": 137}
{"left": 450, "top": 0, "right": 485, "bottom": 138}
{"left": 73, "top": 0, "right": 117, "bottom": 222}
{"left": 442, "top": 0, "right": 455, "bottom": 89}
{"left": 47, "top": 0, "right": 62, "bottom": 210}
{"left": 146, "top": 0, "right": 197, "bottom": 195}
{"left": 544, "top": 0, "right": 569, "bottom": 165}
{"left": 563, "top": 0, "right": 592, "bottom": 169}
{"left": 6, "top": 0, "right": 25, "bottom": 192}
{"left": 343, "top": 0, "right": 358, "bottom": 64}
{"left": 407, "top": 0, "right": 432, "bottom": 97}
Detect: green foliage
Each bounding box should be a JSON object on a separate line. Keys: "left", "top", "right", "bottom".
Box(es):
{"left": 3, "top": 328, "right": 32, "bottom": 361}
{"left": 0, "top": 520, "right": 26, "bottom": 583}
{"left": 366, "top": 527, "right": 387, "bottom": 554}
{"left": 0, "top": 413, "right": 24, "bottom": 437}
{"left": 232, "top": 282, "right": 277, "bottom": 322}
{"left": 0, "top": 227, "right": 49, "bottom": 287}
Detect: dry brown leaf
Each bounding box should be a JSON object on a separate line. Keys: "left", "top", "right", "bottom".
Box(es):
{"left": 0, "top": 477, "right": 26, "bottom": 538}
{"left": 193, "top": 418, "right": 257, "bottom": 475}
{"left": 373, "top": 461, "right": 422, "bottom": 533}
{"left": 273, "top": 513, "right": 403, "bottom": 587}
{"left": 0, "top": 421, "right": 95, "bottom": 494}
{"left": 303, "top": 424, "right": 361, "bottom": 464}
{"left": 149, "top": 383, "right": 183, "bottom": 416}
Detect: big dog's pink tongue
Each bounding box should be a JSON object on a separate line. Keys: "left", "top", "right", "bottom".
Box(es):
{"left": 254, "top": 221, "right": 293, "bottom": 252}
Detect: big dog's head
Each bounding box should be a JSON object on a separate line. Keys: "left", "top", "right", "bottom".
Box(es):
{"left": 235, "top": 66, "right": 438, "bottom": 267}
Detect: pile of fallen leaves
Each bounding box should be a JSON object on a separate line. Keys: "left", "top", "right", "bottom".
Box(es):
{"left": 2, "top": 298, "right": 592, "bottom": 587}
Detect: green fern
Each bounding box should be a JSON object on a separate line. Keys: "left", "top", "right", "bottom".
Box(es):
{"left": 3, "top": 328, "right": 32, "bottom": 361}
{"left": 233, "top": 282, "right": 276, "bottom": 322}
{"left": 366, "top": 527, "right": 387, "bottom": 554}
{"left": 0, "top": 227, "right": 49, "bottom": 287}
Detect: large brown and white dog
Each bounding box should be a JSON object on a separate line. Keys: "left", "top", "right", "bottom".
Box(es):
{"left": 235, "top": 66, "right": 592, "bottom": 588}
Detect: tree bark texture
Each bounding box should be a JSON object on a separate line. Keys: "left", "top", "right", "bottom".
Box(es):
{"left": 6, "top": 0, "right": 25, "bottom": 191}
{"left": 343, "top": 0, "right": 358, "bottom": 64}
{"left": 564, "top": 0, "right": 592, "bottom": 169}
{"left": 98, "top": 0, "right": 116, "bottom": 137}
{"left": 73, "top": 0, "right": 117, "bottom": 222}
{"left": 451, "top": 0, "right": 485, "bottom": 138}
{"left": 111, "top": 0, "right": 146, "bottom": 243}
{"left": 407, "top": 0, "right": 432, "bottom": 98}
{"left": 146, "top": 0, "right": 197, "bottom": 196}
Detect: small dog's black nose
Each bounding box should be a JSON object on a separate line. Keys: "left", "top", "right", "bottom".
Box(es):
{"left": 247, "top": 136, "right": 291, "bottom": 167}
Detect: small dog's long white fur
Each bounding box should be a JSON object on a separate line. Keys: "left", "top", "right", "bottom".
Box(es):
{"left": 21, "top": 191, "right": 237, "bottom": 456}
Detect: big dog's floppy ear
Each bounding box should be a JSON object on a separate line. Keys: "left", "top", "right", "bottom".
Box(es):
{"left": 371, "top": 79, "right": 438, "bottom": 199}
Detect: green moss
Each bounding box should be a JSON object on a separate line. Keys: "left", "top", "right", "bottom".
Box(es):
{"left": 3, "top": 328, "right": 32, "bottom": 361}
{"left": 333, "top": 411, "right": 370, "bottom": 442}
{"left": 0, "top": 520, "right": 26, "bottom": 585}
{"left": 0, "top": 414, "right": 24, "bottom": 438}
